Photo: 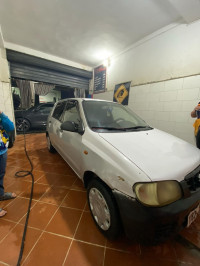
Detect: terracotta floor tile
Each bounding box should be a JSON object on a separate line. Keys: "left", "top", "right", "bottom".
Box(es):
{"left": 173, "top": 238, "right": 200, "bottom": 265}
{"left": 23, "top": 232, "right": 71, "bottom": 266}
{"left": 4, "top": 167, "right": 21, "bottom": 186}
{"left": 5, "top": 179, "right": 31, "bottom": 196}
{"left": 0, "top": 220, "right": 16, "bottom": 241}
{"left": 84, "top": 201, "right": 90, "bottom": 212}
{"left": 39, "top": 186, "right": 69, "bottom": 205}
{"left": 31, "top": 169, "right": 45, "bottom": 182}
{"left": 64, "top": 240, "right": 104, "bottom": 266}
{"left": 19, "top": 202, "right": 58, "bottom": 230}
{"left": 61, "top": 190, "right": 87, "bottom": 210}
{"left": 140, "top": 240, "right": 177, "bottom": 260}
{"left": 75, "top": 212, "right": 106, "bottom": 246}
{"left": 190, "top": 215, "right": 200, "bottom": 231}
{"left": 0, "top": 224, "right": 42, "bottom": 265}
{"left": 21, "top": 183, "right": 50, "bottom": 200}
{"left": 33, "top": 158, "right": 74, "bottom": 174}
{"left": 34, "top": 162, "right": 59, "bottom": 173}
{"left": 180, "top": 228, "right": 200, "bottom": 249}
{"left": 54, "top": 165, "right": 77, "bottom": 176}
{"left": 71, "top": 178, "right": 86, "bottom": 191}
{"left": 46, "top": 207, "right": 82, "bottom": 237}
{"left": 104, "top": 249, "right": 141, "bottom": 266}
{"left": 7, "top": 159, "right": 31, "bottom": 169}
{"left": 53, "top": 174, "right": 77, "bottom": 188}
{"left": 36, "top": 172, "right": 59, "bottom": 185}
{"left": 0, "top": 197, "right": 15, "bottom": 209}
{"left": 2, "top": 197, "right": 30, "bottom": 222}
{"left": 106, "top": 234, "right": 140, "bottom": 254}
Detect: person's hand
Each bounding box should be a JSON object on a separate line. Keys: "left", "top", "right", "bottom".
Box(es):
{"left": 191, "top": 105, "right": 200, "bottom": 118}
{"left": 0, "top": 111, "right": 2, "bottom": 114}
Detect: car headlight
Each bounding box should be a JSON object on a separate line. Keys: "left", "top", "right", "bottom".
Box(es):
{"left": 133, "top": 181, "right": 182, "bottom": 207}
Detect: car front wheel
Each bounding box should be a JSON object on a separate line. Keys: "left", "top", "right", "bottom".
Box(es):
{"left": 87, "top": 179, "right": 121, "bottom": 239}
{"left": 16, "top": 118, "right": 30, "bottom": 132}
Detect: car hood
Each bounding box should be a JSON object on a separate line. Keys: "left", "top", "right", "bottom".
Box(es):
{"left": 99, "top": 128, "right": 200, "bottom": 182}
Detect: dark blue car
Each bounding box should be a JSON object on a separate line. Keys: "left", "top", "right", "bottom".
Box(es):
{"left": 15, "top": 103, "right": 54, "bottom": 132}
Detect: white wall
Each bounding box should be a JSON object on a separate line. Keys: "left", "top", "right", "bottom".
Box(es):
{"left": 106, "top": 21, "right": 200, "bottom": 89}
{"left": 94, "top": 76, "right": 199, "bottom": 145}
{"left": 93, "top": 21, "right": 200, "bottom": 145}
{"left": 0, "top": 48, "right": 15, "bottom": 123}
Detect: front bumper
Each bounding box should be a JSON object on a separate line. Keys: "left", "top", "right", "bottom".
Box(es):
{"left": 113, "top": 188, "right": 200, "bottom": 244}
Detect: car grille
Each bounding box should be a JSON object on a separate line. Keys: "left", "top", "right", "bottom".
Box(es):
{"left": 184, "top": 165, "right": 200, "bottom": 192}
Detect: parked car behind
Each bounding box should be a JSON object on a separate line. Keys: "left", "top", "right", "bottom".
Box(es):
{"left": 15, "top": 103, "right": 54, "bottom": 132}
{"left": 46, "top": 98, "right": 200, "bottom": 244}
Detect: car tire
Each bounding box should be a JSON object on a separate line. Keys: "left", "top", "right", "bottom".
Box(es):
{"left": 46, "top": 134, "right": 56, "bottom": 153}
{"left": 8, "top": 135, "right": 14, "bottom": 148}
{"left": 87, "top": 179, "right": 121, "bottom": 239}
{"left": 8, "top": 130, "right": 15, "bottom": 148}
{"left": 16, "top": 118, "right": 30, "bottom": 132}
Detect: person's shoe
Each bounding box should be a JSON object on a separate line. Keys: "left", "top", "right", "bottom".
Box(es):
{"left": 0, "top": 192, "right": 17, "bottom": 201}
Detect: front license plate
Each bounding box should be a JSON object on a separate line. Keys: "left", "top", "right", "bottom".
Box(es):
{"left": 187, "top": 204, "right": 200, "bottom": 228}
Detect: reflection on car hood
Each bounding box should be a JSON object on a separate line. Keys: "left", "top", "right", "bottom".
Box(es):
{"left": 99, "top": 128, "right": 200, "bottom": 182}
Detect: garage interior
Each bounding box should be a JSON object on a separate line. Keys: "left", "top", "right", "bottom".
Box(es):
{"left": 0, "top": 0, "right": 200, "bottom": 265}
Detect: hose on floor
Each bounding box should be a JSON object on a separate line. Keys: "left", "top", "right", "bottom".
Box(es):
{"left": 14, "top": 117, "right": 34, "bottom": 266}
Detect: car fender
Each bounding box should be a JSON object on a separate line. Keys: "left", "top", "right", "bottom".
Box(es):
{"left": 80, "top": 128, "right": 150, "bottom": 197}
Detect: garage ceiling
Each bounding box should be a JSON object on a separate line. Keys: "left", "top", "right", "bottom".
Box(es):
{"left": 0, "top": 0, "right": 200, "bottom": 67}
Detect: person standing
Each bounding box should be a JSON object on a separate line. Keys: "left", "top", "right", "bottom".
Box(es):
{"left": 191, "top": 102, "right": 200, "bottom": 149}
{"left": 0, "top": 110, "right": 16, "bottom": 217}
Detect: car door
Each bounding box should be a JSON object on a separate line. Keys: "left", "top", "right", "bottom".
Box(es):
{"left": 48, "top": 101, "right": 66, "bottom": 150}
{"left": 58, "top": 100, "right": 84, "bottom": 176}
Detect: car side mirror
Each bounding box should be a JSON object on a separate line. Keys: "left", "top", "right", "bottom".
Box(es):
{"left": 60, "top": 121, "right": 84, "bottom": 135}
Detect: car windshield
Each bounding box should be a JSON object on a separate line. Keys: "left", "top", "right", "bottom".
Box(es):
{"left": 82, "top": 100, "right": 152, "bottom": 132}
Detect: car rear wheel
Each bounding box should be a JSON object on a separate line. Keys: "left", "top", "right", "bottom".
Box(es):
{"left": 46, "top": 134, "right": 56, "bottom": 153}
{"left": 16, "top": 118, "right": 30, "bottom": 132}
{"left": 87, "top": 179, "right": 121, "bottom": 239}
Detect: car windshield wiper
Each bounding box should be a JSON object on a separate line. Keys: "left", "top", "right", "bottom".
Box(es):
{"left": 124, "top": 126, "right": 153, "bottom": 130}
{"left": 91, "top": 127, "right": 127, "bottom": 131}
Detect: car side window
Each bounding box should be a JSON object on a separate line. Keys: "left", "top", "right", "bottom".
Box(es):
{"left": 38, "top": 104, "right": 53, "bottom": 114}
{"left": 52, "top": 102, "right": 66, "bottom": 121}
{"left": 62, "top": 101, "right": 81, "bottom": 125}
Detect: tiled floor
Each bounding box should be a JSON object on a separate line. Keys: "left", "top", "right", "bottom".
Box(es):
{"left": 0, "top": 133, "right": 199, "bottom": 266}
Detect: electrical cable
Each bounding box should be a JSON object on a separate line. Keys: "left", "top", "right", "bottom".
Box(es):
{"left": 14, "top": 112, "right": 34, "bottom": 266}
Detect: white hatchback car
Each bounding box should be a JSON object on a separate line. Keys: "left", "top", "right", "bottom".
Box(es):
{"left": 46, "top": 98, "right": 200, "bottom": 243}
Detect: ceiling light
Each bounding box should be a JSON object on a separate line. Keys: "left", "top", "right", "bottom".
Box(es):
{"left": 94, "top": 50, "right": 111, "bottom": 61}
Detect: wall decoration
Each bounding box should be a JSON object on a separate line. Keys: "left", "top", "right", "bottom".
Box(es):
{"left": 94, "top": 65, "right": 106, "bottom": 93}
{"left": 113, "top": 81, "right": 131, "bottom": 105}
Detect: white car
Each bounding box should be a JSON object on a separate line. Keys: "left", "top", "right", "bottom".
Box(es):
{"left": 46, "top": 98, "right": 200, "bottom": 243}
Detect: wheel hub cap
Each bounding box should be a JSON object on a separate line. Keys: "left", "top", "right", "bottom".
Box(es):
{"left": 89, "top": 188, "right": 111, "bottom": 231}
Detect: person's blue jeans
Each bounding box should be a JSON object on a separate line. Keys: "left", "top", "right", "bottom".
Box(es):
{"left": 0, "top": 151, "right": 7, "bottom": 196}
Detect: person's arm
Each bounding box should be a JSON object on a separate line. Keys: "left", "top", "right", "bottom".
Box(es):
{"left": 191, "top": 109, "right": 197, "bottom": 118}
{"left": 0, "top": 111, "right": 14, "bottom": 132}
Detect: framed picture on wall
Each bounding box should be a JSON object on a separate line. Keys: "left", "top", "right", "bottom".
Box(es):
{"left": 93, "top": 65, "right": 106, "bottom": 93}
{"left": 113, "top": 81, "right": 131, "bottom": 105}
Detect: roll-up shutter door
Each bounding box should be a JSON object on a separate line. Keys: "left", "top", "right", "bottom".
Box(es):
{"left": 7, "top": 50, "right": 92, "bottom": 90}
